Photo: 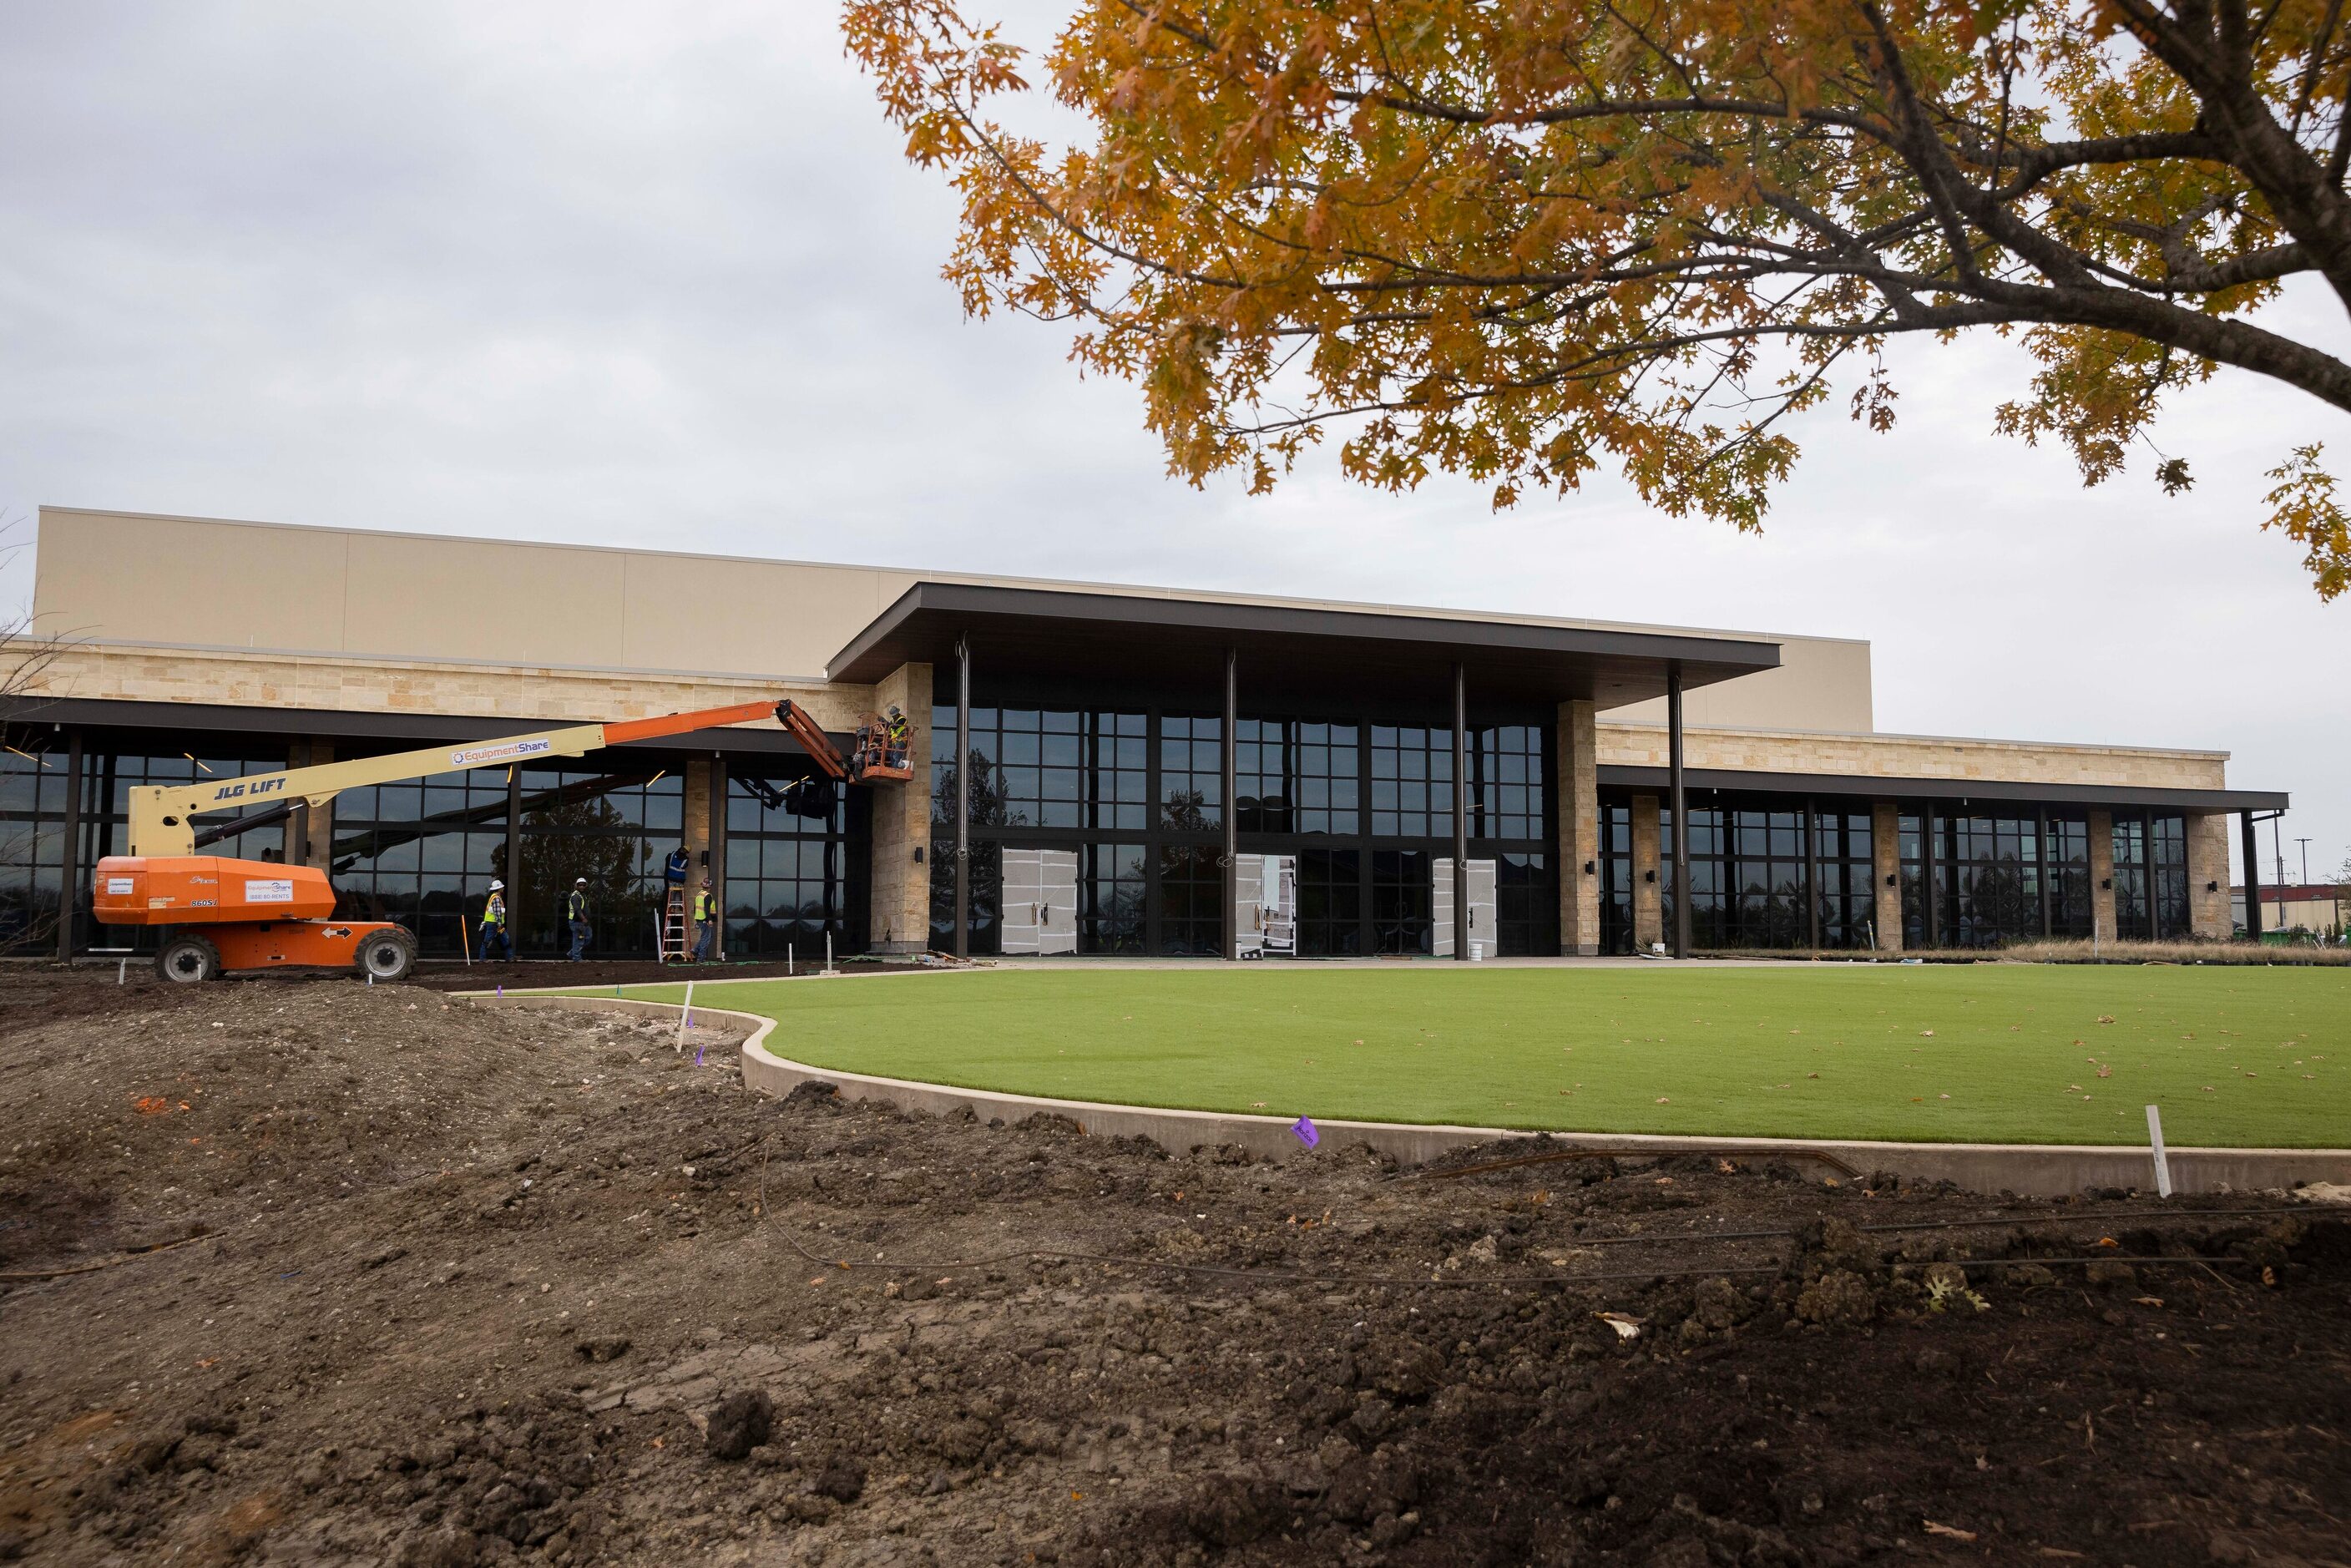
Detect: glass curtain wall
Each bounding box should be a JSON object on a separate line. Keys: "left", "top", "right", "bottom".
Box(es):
{"left": 932, "top": 700, "right": 1553, "bottom": 957}
{"left": 2112, "top": 811, "right": 2190, "bottom": 938}
{"left": 331, "top": 766, "right": 517, "bottom": 956}
{"left": 1898, "top": 807, "right": 2098, "bottom": 948}
{"left": 1812, "top": 810, "right": 1877, "bottom": 948}
{"left": 1610, "top": 797, "right": 1883, "bottom": 953}
{"left": 1659, "top": 799, "right": 1812, "bottom": 949}
{"left": 1, "top": 745, "right": 293, "bottom": 958}
{"left": 1598, "top": 802, "right": 1636, "bottom": 955}
{"left": 725, "top": 770, "right": 856, "bottom": 959}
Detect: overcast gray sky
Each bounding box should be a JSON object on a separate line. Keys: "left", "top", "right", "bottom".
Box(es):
{"left": 1, "top": 3, "right": 2343, "bottom": 885}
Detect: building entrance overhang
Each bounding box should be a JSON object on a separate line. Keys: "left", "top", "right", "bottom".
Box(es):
{"left": 827, "top": 582, "right": 1779, "bottom": 710}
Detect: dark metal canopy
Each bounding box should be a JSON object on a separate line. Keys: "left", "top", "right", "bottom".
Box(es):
{"left": 1600, "top": 764, "right": 2288, "bottom": 813}
{"left": 828, "top": 582, "right": 1780, "bottom": 710}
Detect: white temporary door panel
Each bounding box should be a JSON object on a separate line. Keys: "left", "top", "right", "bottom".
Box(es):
{"left": 1000, "top": 847, "right": 1079, "bottom": 954}
{"left": 1432, "top": 857, "right": 1499, "bottom": 957}
{"left": 1232, "top": 852, "right": 1266, "bottom": 957}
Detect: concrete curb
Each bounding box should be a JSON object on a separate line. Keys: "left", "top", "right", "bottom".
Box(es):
{"left": 465, "top": 994, "right": 2351, "bottom": 1199}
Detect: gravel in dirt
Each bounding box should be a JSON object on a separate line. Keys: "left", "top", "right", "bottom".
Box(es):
{"left": 2, "top": 968, "right": 2347, "bottom": 1567}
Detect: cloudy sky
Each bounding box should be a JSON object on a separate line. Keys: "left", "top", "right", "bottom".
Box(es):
{"left": 2, "top": 3, "right": 2344, "bottom": 884}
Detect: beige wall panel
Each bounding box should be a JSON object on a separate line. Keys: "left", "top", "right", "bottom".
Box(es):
{"left": 35, "top": 507, "right": 351, "bottom": 652}
{"left": 1608, "top": 636, "right": 1873, "bottom": 733}
{"left": 619, "top": 554, "right": 917, "bottom": 678}
{"left": 341, "top": 532, "right": 630, "bottom": 669}
{"left": 39, "top": 507, "right": 1842, "bottom": 678}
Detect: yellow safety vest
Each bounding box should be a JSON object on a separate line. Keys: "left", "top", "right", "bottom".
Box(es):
{"left": 695, "top": 890, "right": 715, "bottom": 923}
{"left": 484, "top": 893, "right": 507, "bottom": 928}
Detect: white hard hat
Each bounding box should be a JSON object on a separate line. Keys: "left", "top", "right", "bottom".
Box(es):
{"left": 489, "top": 879, "right": 505, "bottom": 892}
{"left": 574, "top": 876, "right": 588, "bottom": 884}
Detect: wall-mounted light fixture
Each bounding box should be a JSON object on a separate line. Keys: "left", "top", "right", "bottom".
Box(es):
{"left": 913, "top": 846, "right": 925, "bottom": 864}
{"left": 1643, "top": 868, "right": 1656, "bottom": 883}
{"left": 1885, "top": 873, "right": 1898, "bottom": 888}
{"left": 2100, "top": 877, "right": 2112, "bottom": 890}
{"left": 2206, "top": 880, "right": 2219, "bottom": 893}
{"left": 1583, "top": 860, "right": 1596, "bottom": 875}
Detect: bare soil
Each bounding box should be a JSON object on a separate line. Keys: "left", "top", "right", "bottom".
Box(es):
{"left": 2, "top": 968, "right": 2347, "bottom": 1568}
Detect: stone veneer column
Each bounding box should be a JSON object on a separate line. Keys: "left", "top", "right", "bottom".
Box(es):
{"left": 683, "top": 759, "right": 713, "bottom": 955}
{"left": 1871, "top": 800, "right": 1903, "bottom": 952}
{"left": 1631, "top": 793, "right": 1662, "bottom": 951}
{"left": 866, "top": 663, "right": 935, "bottom": 953}
{"left": 1555, "top": 699, "right": 1600, "bottom": 955}
{"left": 297, "top": 741, "right": 333, "bottom": 868}
{"left": 2185, "top": 812, "right": 2230, "bottom": 939}
{"left": 2088, "top": 807, "right": 2116, "bottom": 943}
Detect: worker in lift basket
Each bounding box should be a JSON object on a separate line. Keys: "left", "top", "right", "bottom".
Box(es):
{"left": 692, "top": 878, "right": 719, "bottom": 963}
{"left": 565, "top": 877, "right": 591, "bottom": 961}
{"left": 883, "top": 704, "right": 911, "bottom": 770}
{"left": 479, "top": 880, "right": 513, "bottom": 962}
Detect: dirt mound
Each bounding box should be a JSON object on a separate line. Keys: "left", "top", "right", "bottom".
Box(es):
{"left": 2, "top": 967, "right": 2346, "bottom": 1565}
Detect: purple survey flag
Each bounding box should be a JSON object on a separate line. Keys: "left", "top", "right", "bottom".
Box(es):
{"left": 1292, "top": 1115, "right": 1320, "bottom": 1149}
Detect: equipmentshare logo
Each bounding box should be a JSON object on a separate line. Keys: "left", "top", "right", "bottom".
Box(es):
{"left": 449, "top": 738, "right": 555, "bottom": 768}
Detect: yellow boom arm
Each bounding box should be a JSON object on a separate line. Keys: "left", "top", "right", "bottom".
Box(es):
{"left": 128, "top": 698, "right": 794, "bottom": 857}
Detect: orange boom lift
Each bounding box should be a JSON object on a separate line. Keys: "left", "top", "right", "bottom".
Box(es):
{"left": 94, "top": 698, "right": 884, "bottom": 983}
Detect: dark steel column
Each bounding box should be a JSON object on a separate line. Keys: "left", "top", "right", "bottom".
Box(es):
{"left": 505, "top": 766, "right": 523, "bottom": 945}
{"left": 708, "top": 757, "right": 728, "bottom": 961}
{"left": 1452, "top": 663, "right": 1469, "bottom": 961}
{"left": 1921, "top": 804, "right": 1939, "bottom": 948}
{"left": 284, "top": 741, "right": 307, "bottom": 864}
{"left": 2037, "top": 806, "right": 2052, "bottom": 938}
{"left": 2240, "top": 811, "right": 2263, "bottom": 939}
{"left": 1222, "top": 647, "right": 1238, "bottom": 962}
{"left": 1667, "top": 660, "right": 1690, "bottom": 959}
{"left": 56, "top": 731, "right": 83, "bottom": 960}
{"left": 1803, "top": 797, "right": 1820, "bottom": 951}
{"left": 955, "top": 636, "right": 971, "bottom": 959}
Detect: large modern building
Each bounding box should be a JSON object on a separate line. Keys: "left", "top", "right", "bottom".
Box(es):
{"left": 1, "top": 507, "right": 2293, "bottom": 962}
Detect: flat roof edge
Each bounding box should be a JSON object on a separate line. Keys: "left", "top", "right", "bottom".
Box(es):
{"left": 828, "top": 579, "right": 1783, "bottom": 682}
{"left": 1601, "top": 717, "right": 2232, "bottom": 761}
{"left": 1599, "top": 764, "right": 2286, "bottom": 812}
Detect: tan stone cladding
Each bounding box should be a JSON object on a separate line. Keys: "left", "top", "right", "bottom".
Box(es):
{"left": 1631, "top": 795, "right": 1662, "bottom": 949}
{"left": 34, "top": 645, "right": 872, "bottom": 732}
{"left": 864, "top": 664, "right": 934, "bottom": 953}
{"left": 1555, "top": 699, "right": 1600, "bottom": 955}
{"left": 2187, "top": 812, "right": 2231, "bottom": 939}
{"left": 1598, "top": 722, "right": 2227, "bottom": 791}
{"left": 1871, "top": 800, "right": 1904, "bottom": 952}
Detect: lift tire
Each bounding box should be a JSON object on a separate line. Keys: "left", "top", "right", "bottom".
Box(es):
{"left": 356, "top": 928, "right": 417, "bottom": 984}
{"left": 155, "top": 933, "right": 222, "bottom": 984}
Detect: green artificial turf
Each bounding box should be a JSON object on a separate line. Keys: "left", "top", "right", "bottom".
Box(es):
{"left": 587, "top": 964, "right": 2351, "bottom": 1147}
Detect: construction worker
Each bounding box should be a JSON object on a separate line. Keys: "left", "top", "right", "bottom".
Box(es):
{"left": 692, "top": 877, "right": 719, "bottom": 963}
{"left": 565, "top": 877, "right": 591, "bottom": 961}
{"left": 479, "top": 879, "right": 512, "bottom": 962}
{"left": 664, "top": 845, "right": 690, "bottom": 887}
{"left": 883, "top": 704, "right": 911, "bottom": 771}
